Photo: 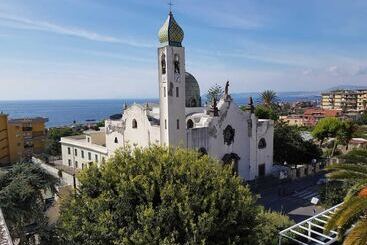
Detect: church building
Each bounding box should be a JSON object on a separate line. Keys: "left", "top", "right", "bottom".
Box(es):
{"left": 60, "top": 11, "right": 274, "bottom": 181}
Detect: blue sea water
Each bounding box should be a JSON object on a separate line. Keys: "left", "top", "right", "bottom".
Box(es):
{"left": 0, "top": 92, "right": 320, "bottom": 128}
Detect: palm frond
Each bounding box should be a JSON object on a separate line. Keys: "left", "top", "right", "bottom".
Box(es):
{"left": 326, "top": 163, "right": 367, "bottom": 175}
{"left": 325, "top": 197, "right": 367, "bottom": 232}
{"left": 343, "top": 218, "right": 367, "bottom": 245}
{"left": 326, "top": 171, "right": 367, "bottom": 182}
{"left": 344, "top": 182, "right": 367, "bottom": 202}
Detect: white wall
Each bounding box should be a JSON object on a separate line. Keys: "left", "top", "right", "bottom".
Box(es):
{"left": 61, "top": 138, "right": 107, "bottom": 170}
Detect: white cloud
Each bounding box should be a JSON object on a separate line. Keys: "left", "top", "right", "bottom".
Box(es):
{"left": 0, "top": 12, "right": 154, "bottom": 48}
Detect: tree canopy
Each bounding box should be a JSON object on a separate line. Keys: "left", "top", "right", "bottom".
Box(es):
{"left": 45, "top": 127, "right": 79, "bottom": 156}
{"left": 0, "top": 163, "right": 59, "bottom": 243}
{"left": 57, "top": 146, "right": 292, "bottom": 245}
{"left": 255, "top": 105, "right": 279, "bottom": 121}
{"left": 259, "top": 90, "right": 278, "bottom": 108}
{"left": 206, "top": 84, "right": 223, "bottom": 103}
{"left": 312, "top": 118, "right": 357, "bottom": 156}
{"left": 274, "top": 121, "right": 322, "bottom": 165}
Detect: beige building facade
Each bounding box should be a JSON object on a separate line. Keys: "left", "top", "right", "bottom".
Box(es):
{"left": 321, "top": 90, "right": 366, "bottom": 112}
{"left": 0, "top": 115, "right": 47, "bottom": 165}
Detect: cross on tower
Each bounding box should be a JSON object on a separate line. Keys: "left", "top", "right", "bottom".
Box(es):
{"left": 168, "top": 0, "right": 174, "bottom": 12}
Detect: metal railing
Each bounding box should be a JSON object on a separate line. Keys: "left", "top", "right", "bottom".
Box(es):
{"left": 279, "top": 203, "right": 343, "bottom": 245}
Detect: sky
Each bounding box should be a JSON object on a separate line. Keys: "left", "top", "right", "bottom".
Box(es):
{"left": 0, "top": 0, "right": 366, "bottom": 100}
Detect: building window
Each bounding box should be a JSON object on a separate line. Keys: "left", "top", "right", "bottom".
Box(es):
{"left": 174, "top": 54, "right": 180, "bottom": 74}
{"left": 68, "top": 147, "right": 71, "bottom": 154}
{"left": 165, "top": 119, "right": 167, "bottom": 129}
{"left": 187, "top": 119, "right": 194, "bottom": 129}
{"left": 258, "top": 138, "right": 267, "bottom": 149}
{"left": 132, "top": 119, "right": 138, "bottom": 129}
{"left": 81, "top": 150, "right": 84, "bottom": 158}
{"left": 176, "top": 87, "right": 179, "bottom": 97}
{"left": 177, "top": 119, "right": 180, "bottom": 130}
{"left": 161, "top": 53, "right": 166, "bottom": 75}
{"left": 75, "top": 161, "right": 78, "bottom": 168}
{"left": 164, "top": 87, "right": 166, "bottom": 97}
{"left": 114, "top": 137, "right": 118, "bottom": 143}
{"left": 74, "top": 149, "right": 77, "bottom": 156}
{"left": 88, "top": 152, "right": 91, "bottom": 160}
{"left": 102, "top": 157, "right": 105, "bottom": 163}
{"left": 95, "top": 154, "right": 98, "bottom": 162}
{"left": 68, "top": 159, "right": 71, "bottom": 166}
{"left": 82, "top": 163, "right": 85, "bottom": 169}
{"left": 87, "top": 137, "right": 90, "bottom": 143}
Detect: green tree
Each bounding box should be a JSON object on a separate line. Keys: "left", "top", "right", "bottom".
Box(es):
{"left": 336, "top": 120, "right": 357, "bottom": 150}
{"left": 45, "top": 127, "right": 79, "bottom": 156}
{"left": 255, "top": 105, "right": 279, "bottom": 121}
{"left": 312, "top": 117, "right": 342, "bottom": 146}
{"left": 0, "top": 163, "right": 59, "bottom": 244}
{"left": 274, "top": 121, "right": 322, "bottom": 166}
{"left": 206, "top": 84, "right": 223, "bottom": 103}
{"left": 58, "top": 146, "right": 290, "bottom": 245}
{"left": 325, "top": 163, "right": 367, "bottom": 245}
{"left": 312, "top": 118, "right": 357, "bottom": 156}
{"left": 259, "top": 90, "right": 278, "bottom": 108}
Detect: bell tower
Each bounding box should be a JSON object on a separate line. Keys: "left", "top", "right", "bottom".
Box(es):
{"left": 158, "top": 11, "right": 186, "bottom": 147}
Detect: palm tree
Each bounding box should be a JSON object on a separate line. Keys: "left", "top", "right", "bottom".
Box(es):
{"left": 259, "top": 90, "right": 278, "bottom": 107}
{"left": 325, "top": 163, "right": 367, "bottom": 244}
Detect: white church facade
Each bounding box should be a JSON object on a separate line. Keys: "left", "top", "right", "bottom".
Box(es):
{"left": 60, "top": 11, "right": 274, "bottom": 181}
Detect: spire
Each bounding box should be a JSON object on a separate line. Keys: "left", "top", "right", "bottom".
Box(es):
{"left": 158, "top": 11, "right": 184, "bottom": 47}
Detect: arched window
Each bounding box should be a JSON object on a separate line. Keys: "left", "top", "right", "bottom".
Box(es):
{"left": 174, "top": 54, "right": 180, "bottom": 74}
{"left": 132, "top": 119, "right": 138, "bottom": 129}
{"left": 258, "top": 138, "right": 267, "bottom": 149}
{"left": 190, "top": 98, "right": 197, "bottom": 107}
{"left": 114, "top": 137, "right": 118, "bottom": 143}
{"left": 168, "top": 82, "right": 173, "bottom": 96}
{"left": 187, "top": 119, "right": 194, "bottom": 129}
{"left": 161, "top": 53, "right": 166, "bottom": 75}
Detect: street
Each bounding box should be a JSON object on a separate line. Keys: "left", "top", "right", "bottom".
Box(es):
{"left": 251, "top": 173, "right": 325, "bottom": 222}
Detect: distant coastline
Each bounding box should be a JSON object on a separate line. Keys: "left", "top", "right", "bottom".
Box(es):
{"left": 0, "top": 92, "right": 321, "bottom": 128}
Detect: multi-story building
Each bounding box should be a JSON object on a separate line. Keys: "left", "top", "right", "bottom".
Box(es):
{"left": 0, "top": 113, "right": 10, "bottom": 166}
{"left": 4, "top": 117, "right": 48, "bottom": 163}
{"left": 61, "top": 130, "right": 107, "bottom": 169}
{"left": 321, "top": 90, "right": 358, "bottom": 112}
{"left": 279, "top": 115, "right": 305, "bottom": 127}
{"left": 357, "top": 89, "right": 367, "bottom": 112}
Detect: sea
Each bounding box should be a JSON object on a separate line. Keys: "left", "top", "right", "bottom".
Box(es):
{"left": 0, "top": 92, "right": 320, "bottom": 128}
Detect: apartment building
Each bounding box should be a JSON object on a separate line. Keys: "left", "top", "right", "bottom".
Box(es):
{"left": 321, "top": 90, "right": 359, "bottom": 112}
{"left": 0, "top": 113, "right": 10, "bottom": 166}
{"left": 60, "top": 130, "right": 107, "bottom": 170}
{"left": 0, "top": 117, "right": 48, "bottom": 164}
{"left": 357, "top": 89, "right": 367, "bottom": 112}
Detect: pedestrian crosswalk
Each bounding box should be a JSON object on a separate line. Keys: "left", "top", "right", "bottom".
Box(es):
{"left": 292, "top": 188, "right": 319, "bottom": 201}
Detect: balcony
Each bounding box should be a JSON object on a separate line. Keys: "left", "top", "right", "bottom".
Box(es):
{"left": 22, "top": 127, "right": 33, "bottom": 132}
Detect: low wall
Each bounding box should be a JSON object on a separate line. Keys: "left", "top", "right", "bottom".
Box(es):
{"left": 32, "top": 157, "right": 79, "bottom": 187}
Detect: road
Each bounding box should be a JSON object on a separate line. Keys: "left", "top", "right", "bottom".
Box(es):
{"left": 251, "top": 173, "right": 325, "bottom": 222}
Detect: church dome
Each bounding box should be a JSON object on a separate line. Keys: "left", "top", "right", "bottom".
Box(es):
{"left": 185, "top": 72, "right": 201, "bottom": 107}
{"left": 158, "top": 12, "right": 184, "bottom": 47}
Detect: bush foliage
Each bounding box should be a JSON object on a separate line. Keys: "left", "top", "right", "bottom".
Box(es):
{"left": 58, "top": 146, "right": 292, "bottom": 245}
